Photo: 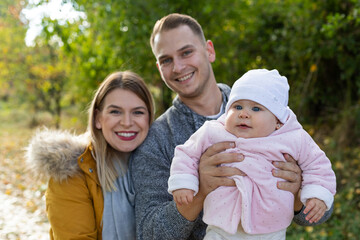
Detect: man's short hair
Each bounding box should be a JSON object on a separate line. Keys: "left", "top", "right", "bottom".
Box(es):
{"left": 150, "top": 13, "right": 206, "bottom": 51}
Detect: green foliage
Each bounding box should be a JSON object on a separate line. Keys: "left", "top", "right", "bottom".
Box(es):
{"left": 32, "top": 0, "right": 358, "bottom": 134}
{"left": 2, "top": 0, "right": 359, "bottom": 132}
{"left": 0, "top": 0, "right": 72, "bottom": 128}
{"left": 0, "top": 0, "right": 29, "bottom": 105}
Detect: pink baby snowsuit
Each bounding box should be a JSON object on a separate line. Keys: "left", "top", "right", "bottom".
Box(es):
{"left": 168, "top": 109, "right": 336, "bottom": 235}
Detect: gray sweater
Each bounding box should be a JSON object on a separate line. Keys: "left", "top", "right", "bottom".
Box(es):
{"left": 130, "top": 84, "right": 332, "bottom": 240}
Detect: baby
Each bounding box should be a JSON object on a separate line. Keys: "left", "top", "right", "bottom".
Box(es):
{"left": 168, "top": 69, "right": 336, "bottom": 239}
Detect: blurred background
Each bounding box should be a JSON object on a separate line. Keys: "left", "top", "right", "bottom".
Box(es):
{"left": 0, "top": 0, "right": 359, "bottom": 239}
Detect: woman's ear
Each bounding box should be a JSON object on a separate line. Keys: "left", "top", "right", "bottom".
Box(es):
{"left": 95, "top": 109, "right": 102, "bottom": 129}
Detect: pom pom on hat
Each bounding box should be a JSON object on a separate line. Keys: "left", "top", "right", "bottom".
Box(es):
{"left": 225, "top": 69, "right": 290, "bottom": 123}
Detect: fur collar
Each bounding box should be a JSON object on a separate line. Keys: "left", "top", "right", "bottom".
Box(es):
{"left": 26, "top": 128, "right": 89, "bottom": 182}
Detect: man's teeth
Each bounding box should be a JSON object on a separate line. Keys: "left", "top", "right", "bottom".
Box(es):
{"left": 178, "top": 73, "right": 192, "bottom": 82}
{"left": 117, "top": 132, "right": 136, "bottom": 137}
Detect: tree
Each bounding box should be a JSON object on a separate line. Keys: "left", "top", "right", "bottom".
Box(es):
{"left": 0, "top": 0, "right": 29, "bottom": 107}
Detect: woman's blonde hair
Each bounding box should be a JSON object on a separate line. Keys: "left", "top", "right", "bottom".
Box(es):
{"left": 88, "top": 71, "right": 154, "bottom": 191}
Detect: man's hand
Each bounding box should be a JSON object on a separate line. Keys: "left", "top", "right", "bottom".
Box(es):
{"left": 272, "top": 153, "right": 303, "bottom": 211}
{"left": 198, "top": 141, "right": 245, "bottom": 197}
{"left": 176, "top": 141, "right": 245, "bottom": 221}
{"left": 272, "top": 153, "right": 302, "bottom": 194}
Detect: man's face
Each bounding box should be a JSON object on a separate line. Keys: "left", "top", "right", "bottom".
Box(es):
{"left": 152, "top": 25, "right": 215, "bottom": 101}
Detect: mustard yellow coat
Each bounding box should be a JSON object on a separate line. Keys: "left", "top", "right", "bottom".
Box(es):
{"left": 27, "top": 130, "right": 104, "bottom": 240}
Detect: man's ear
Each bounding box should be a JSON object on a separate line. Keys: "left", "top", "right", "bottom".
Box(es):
{"left": 156, "top": 61, "right": 161, "bottom": 73}
{"left": 206, "top": 40, "right": 216, "bottom": 63}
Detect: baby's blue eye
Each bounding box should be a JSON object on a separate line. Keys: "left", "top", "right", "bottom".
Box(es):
{"left": 252, "top": 107, "right": 260, "bottom": 111}
{"left": 234, "top": 105, "right": 242, "bottom": 110}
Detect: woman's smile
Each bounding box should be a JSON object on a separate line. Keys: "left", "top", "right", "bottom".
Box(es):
{"left": 116, "top": 131, "right": 138, "bottom": 141}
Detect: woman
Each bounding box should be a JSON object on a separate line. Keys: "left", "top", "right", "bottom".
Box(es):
{"left": 26, "top": 71, "right": 154, "bottom": 239}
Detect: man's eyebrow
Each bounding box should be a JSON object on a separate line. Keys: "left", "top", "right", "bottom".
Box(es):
{"left": 177, "top": 44, "right": 194, "bottom": 52}
{"left": 158, "top": 44, "right": 195, "bottom": 61}
{"left": 158, "top": 54, "right": 169, "bottom": 62}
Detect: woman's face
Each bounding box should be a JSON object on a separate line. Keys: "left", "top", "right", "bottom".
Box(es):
{"left": 95, "top": 88, "right": 150, "bottom": 153}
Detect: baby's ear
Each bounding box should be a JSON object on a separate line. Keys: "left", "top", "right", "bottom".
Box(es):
{"left": 275, "top": 119, "right": 283, "bottom": 130}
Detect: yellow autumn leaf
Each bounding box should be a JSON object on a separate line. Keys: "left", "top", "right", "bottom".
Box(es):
{"left": 26, "top": 200, "right": 35, "bottom": 208}
{"left": 323, "top": 137, "right": 331, "bottom": 145}
{"left": 307, "top": 128, "right": 315, "bottom": 136}
{"left": 335, "top": 161, "right": 344, "bottom": 170}
{"left": 346, "top": 188, "right": 354, "bottom": 200}
{"left": 310, "top": 64, "right": 317, "bottom": 72}
{"left": 347, "top": 233, "right": 355, "bottom": 239}
{"left": 320, "top": 229, "right": 327, "bottom": 237}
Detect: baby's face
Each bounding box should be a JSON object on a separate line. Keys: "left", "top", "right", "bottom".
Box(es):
{"left": 225, "top": 99, "right": 278, "bottom": 138}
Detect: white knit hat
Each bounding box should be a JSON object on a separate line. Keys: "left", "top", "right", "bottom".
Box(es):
{"left": 225, "top": 69, "right": 290, "bottom": 123}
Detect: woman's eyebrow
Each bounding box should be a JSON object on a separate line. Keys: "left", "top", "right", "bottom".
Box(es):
{"left": 106, "top": 105, "right": 147, "bottom": 110}
{"left": 133, "top": 106, "right": 147, "bottom": 111}
{"left": 106, "top": 104, "right": 121, "bottom": 109}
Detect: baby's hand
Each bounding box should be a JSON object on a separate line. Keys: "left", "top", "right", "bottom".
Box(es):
{"left": 304, "top": 198, "right": 327, "bottom": 223}
{"left": 173, "top": 189, "right": 195, "bottom": 205}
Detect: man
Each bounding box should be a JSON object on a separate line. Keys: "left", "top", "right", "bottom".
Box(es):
{"left": 131, "top": 13, "right": 332, "bottom": 240}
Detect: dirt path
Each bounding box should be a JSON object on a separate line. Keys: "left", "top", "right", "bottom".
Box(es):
{"left": 0, "top": 191, "right": 49, "bottom": 240}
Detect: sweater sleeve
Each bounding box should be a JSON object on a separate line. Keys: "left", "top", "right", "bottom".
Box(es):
{"left": 130, "top": 124, "right": 204, "bottom": 240}
{"left": 293, "top": 204, "right": 334, "bottom": 226}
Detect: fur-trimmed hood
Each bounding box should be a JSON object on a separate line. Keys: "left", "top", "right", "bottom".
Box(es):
{"left": 26, "top": 128, "right": 90, "bottom": 182}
